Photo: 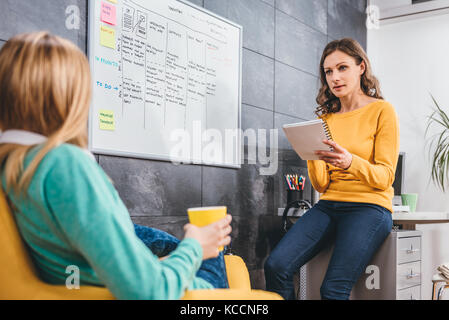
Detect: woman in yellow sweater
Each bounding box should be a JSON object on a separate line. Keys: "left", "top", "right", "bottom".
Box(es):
{"left": 265, "top": 38, "right": 399, "bottom": 300}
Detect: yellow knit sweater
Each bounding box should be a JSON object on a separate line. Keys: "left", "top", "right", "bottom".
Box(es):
{"left": 307, "top": 100, "right": 400, "bottom": 212}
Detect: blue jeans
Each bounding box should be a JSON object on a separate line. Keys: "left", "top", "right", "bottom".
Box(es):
{"left": 133, "top": 224, "right": 229, "bottom": 289}
{"left": 264, "top": 200, "right": 393, "bottom": 300}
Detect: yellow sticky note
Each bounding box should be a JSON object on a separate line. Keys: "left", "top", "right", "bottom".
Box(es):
{"left": 99, "top": 110, "right": 115, "bottom": 131}
{"left": 107, "top": 0, "right": 118, "bottom": 3}
{"left": 100, "top": 25, "right": 115, "bottom": 49}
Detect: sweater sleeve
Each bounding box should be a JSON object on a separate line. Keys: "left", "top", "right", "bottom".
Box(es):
{"left": 307, "top": 160, "right": 330, "bottom": 193}
{"left": 44, "top": 145, "right": 212, "bottom": 300}
{"left": 346, "top": 104, "right": 400, "bottom": 191}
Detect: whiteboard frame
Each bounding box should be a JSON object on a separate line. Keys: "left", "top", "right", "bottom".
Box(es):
{"left": 87, "top": 0, "right": 243, "bottom": 169}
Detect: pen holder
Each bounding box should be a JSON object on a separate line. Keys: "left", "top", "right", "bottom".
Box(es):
{"left": 286, "top": 189, "right": 304, "bottom": 205}
{"left": 282, "top": 189, "right": 312, "bottom": 234}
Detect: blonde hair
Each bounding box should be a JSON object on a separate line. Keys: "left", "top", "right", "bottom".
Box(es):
{"left": 315, "top": 38, "right": 383, "bottom": 116}
{"left": 0, "top": 31, "right": 92, "bottom": 194}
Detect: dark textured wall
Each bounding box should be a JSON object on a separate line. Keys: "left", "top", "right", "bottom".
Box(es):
{"left": 0, "top": 0, "right": 367, "bottom": 290}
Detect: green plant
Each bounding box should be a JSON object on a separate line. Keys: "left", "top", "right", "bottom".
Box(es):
{"left": 425, "top": 94, "right": 449, "bottom": 191}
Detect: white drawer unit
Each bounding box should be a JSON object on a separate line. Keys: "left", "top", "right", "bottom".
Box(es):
{"left": 397, "top": 285, "right": 421, "bottom": 300}
{"left": 397, "top": 261, "right": 421, "bottom": 290}
{"left": 397, "top": 236, "right": 421, "bottom": 264}
{"left": 301, "top": 230, "right": 423, "bottom": 300}
{"left": 352, "top": 230, "right": 422, "bottom": 300}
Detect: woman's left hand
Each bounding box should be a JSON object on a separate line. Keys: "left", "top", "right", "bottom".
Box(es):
{"left": 315, "top": 140, "right": 353, "bottom": 170}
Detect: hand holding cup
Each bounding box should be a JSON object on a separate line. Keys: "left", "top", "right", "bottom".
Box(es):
{"left": 184, "top": 206, "right": 232, "bottom": 260}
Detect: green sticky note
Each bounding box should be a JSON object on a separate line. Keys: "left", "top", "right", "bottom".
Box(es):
{"left": 100, "top": 25, "right": 116, "bottom": 49}
{"left": 99, "top": 109, "right": 115, "bottom": 131}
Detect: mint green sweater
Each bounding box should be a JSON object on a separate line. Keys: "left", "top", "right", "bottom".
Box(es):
{"left": 3, "top": 144, "right": 212, "bottom": 299}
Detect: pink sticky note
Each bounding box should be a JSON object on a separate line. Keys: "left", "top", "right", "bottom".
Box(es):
{"left": 101, "top": 1, "right": 117, "bottom": 26}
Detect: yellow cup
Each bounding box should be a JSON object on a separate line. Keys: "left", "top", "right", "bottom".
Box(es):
{"left": 187, "top": 206, "right": 227, "bottom": 251}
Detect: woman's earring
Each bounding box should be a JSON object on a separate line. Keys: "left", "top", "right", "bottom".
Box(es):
{"left": 369, "top": 88, "right": 376, "bottom": 96}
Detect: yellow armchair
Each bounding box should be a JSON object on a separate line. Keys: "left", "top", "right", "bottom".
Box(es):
{"left": 0, "top": 189, "right": 281, "bottom": 300}
{"left": 181, "top": 255, "right": 282, "bottom": 300}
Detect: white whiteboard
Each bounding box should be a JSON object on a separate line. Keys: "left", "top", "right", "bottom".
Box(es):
{"left": 88, "top": 0, "right": 242, "bottom": 167}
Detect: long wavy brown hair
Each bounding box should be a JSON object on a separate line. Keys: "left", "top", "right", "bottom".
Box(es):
{"left": 315, "top": 38, "right": 383, "bottom": 116}
{"left": 0, "top": 32, "right": 92, "bottom": 194}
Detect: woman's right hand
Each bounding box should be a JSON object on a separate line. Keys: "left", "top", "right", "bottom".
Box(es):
{"left": 183, "top": 214, "right": 232, "bottom": 260}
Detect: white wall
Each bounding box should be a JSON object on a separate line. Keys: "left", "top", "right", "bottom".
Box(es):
{"left": 368, "top": 13, "right": 449, "bottom": 300}
{"left": 368, "top": 13, "right": 449, "bottom": 212}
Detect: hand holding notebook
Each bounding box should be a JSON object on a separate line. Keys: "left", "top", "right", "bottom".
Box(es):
{"left": 282, "top": 119, "right": 334, "bottom": 160}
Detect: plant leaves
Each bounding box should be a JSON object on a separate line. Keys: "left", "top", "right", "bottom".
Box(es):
{"left": 426, "top": 93, "right": 449, "bottom": 191}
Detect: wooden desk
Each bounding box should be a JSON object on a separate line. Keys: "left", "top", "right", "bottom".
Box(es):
{"left": 392, "top": 212, "right": 449, "bottom": 230}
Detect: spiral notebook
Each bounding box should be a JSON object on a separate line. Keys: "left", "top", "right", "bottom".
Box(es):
{"left": 282, "top": 119, "right": 334, "bottom": 160}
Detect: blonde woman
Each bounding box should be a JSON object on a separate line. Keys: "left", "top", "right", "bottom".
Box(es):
{"left": 265, "top": 38, "right": 399, "bottom": 300}
{"left": 0, "top": 32, "right": 231, "bottom": 299}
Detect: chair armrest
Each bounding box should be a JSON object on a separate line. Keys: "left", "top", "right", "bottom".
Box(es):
{"left": 224, "top": 255, "right": 251, "bottom": 290}
{"left": 32, "top": 284, "right": 115, "bottom": 300}
{"left": 181, "top": 289, "right": 283, "bottom": 300}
